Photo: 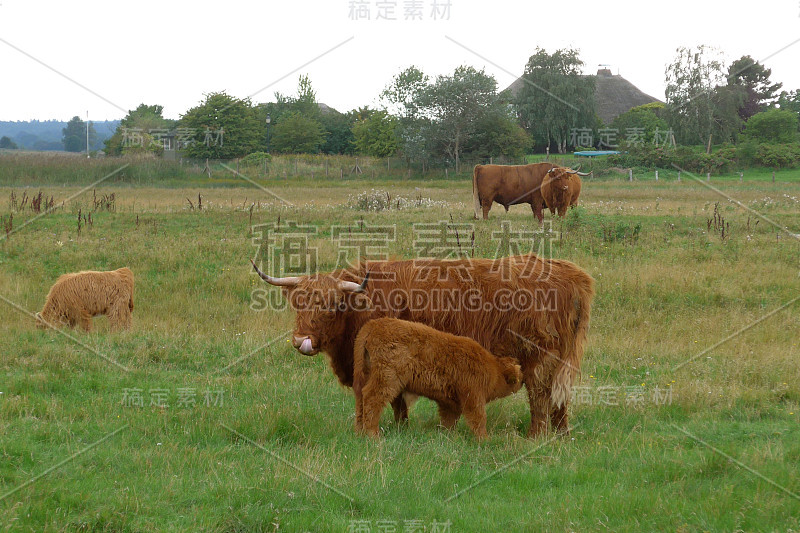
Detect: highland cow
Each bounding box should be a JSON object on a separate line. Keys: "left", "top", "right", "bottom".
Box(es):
{"left": 35, "top": 268, "right": 134, "bottom": 332}
{"left": 353, "top": 318, "right": 523, "bottom": 440}
{"left": 541, "top": 166, "right": 587, "bottom": 217}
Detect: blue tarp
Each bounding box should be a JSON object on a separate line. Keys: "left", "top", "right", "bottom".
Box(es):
{"left": 573, "top": 150, "right": 621, "bottom": 157}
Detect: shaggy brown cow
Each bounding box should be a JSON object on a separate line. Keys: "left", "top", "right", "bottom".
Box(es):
{"left": 541, "top": 167, "right": 587, "bottom": 217}
{"left": 353, "top": 318, "right": 523, "bottom": 440}
{"left": 472, "top": 163, "right": 559, "bottom": 222}
{"left": 35, "top": 267, "right": 134, "bottom": 331}
{"left": 251, "top": 253, "right": 594, "bottom": 437}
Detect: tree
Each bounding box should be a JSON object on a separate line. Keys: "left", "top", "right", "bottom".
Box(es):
{"left": 62, "top": 116, "right": 96, "bottom": 153}
{"left": 665, "top": 45, "right": 742, "bottom": 145}
{"left": 381, "top": 67, "right": 433, "bottom": 162}
{"left": 104, "top": 104, "right": 173, "bottom": 156}
{"left": 419, "top": 66, "right": 504, "bottom": 170}
{"left": 743, "top": 109, "right": 798, "bottom": 143}
{"left": 320, "top": 110, "right": 356, "bottom": 154}
{"left": 270, "top": 111, "right": 326, "bottom": 153}
{"left": 464, "top": 110, "right": 531, "bottom": 159}
{"left": 775, "top": 90, "right": 800, "bottom": 122}
{"left": 0, "top": 136, "right": 18, "bottom": 149}
{"left": 353, "top": 110, "right": 398, "bottom": 157}
{"left": 513, "top": 48, "right": 596, "bottom": 153}
{"left": 381, "top": 66, "right": 430, "bottom": 120}
{"left": 179, "top": 92, "right": 261, "bottom": 159}
{"left": 727, "top": 55, "right": 782, "bottom": 121}
{"left": 611, "top": 103, "right": 669, "bottom": 145}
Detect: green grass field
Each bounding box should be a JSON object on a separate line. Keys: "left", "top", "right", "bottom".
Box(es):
{"left": 1, "top": 155, "right": 800, "bottom": 532}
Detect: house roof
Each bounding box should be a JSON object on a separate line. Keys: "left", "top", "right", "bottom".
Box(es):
{"left": 505, "top": 68, "right": 663, "bottom": 124}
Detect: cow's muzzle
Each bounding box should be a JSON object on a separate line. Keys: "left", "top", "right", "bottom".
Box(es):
{"left": 292, "top": 335, "right": 319, "bottom": 356}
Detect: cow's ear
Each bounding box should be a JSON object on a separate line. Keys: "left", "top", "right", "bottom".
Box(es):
{"left": 351, "top": 293, "right": 373, "bottom": 312}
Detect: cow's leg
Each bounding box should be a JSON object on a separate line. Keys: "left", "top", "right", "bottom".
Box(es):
{"left": 558, "top": 206, "right": 567, "bottom": 217}
{"left": 437, "top": 402, "right": 461, "bottom": 429}
{"left": 531, "top": 202, "right": 544, "bottom": 224}
{"left": 481, "top": 200, "right": 492, "bottom": 220}
{"left": 523, "top": 363, "right": 549, "bottom": 438}
{"left": 78, "top": 310, "right": 92, "bottom": 332}
{"left": 550, "top": 403, "right": 570, "bottom": 435}
{"left": 390, "top": 395, "right": 409, "bottom": 423}
{"left": 461, "top": 399, "right": 489, "bottom": 441}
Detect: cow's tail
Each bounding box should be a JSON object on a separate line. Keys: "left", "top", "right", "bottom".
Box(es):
{"left": 472, "top": 165, "right": 482, "bottom": 219}
{"left": 550, "top": 274, "right": 595, "bottom": 408}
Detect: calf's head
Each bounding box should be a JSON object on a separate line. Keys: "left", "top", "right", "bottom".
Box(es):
{"left": 251, "top": 260, "right": 371, "bottom": 356}
{"left": 493, "top": 356, "right": 524, "bottom": 397}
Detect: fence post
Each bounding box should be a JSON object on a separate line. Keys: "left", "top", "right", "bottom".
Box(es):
{"left": 326, "top": 159, "right": 329, "bottom": 177}
{"left": 677, "top": 170, "right": 680, "bottom": 182}
{"left": 739, "top": 171, "right": 743, "bottom": 182}
{"left": 489, "top": 156, "right": 493, "bottom": 165}
{"left": 772, "top": 171, "right": 775, "bottom": 183}
{"left": 387, "top": 158, "right": 390, "bottom": 171}
{"left": 340, "top": 168, "right": 343, "bottom": 179}
{"left": 295, "top": 158, "right": 298, "bottom": 175}
{"left": 706, "top": 172, "right": 710, "bottom": 182}
{"left": 655, "top": 170, "right": 658, "bottom": 181}
{"left": 445, "top": 168, "right": 448, "bottom": 179}
{"left": 628, "top": 169, "right": 632, "bottom": 181}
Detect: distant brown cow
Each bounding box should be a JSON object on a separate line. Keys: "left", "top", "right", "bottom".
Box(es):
{"left": 472, "top": 163, "right": 558, "bottom": 222}
{"left": 541, "top": 167, "right": 588, "bottom": 217}
{"left": 36, "top": 268, "right": 134, "bottom": 331}
{"left": 353, "top": 318, "right": 523, "bottom": 440}
{"left": 252, "top": 253, "right": 594, "bottom": 437}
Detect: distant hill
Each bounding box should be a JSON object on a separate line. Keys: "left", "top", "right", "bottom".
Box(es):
{"left": 0, "top": 119, "right": 120, "bottom": 151}
{"left": 505, "top": 68, "right": 663, "bottom": 125}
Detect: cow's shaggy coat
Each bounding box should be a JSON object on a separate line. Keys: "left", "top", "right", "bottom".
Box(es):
{"left": 253, "top": 253, "right": 594, "bottom": 437}
{"left": 35, "top": 268, "right": 134, "bottom": 331}
{"left": 353, "top": 318, "right": 523, "bottom": 439}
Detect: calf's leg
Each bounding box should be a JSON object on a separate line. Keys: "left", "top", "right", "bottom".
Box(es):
{"left": 361, "top": 373, "right": 402, "bottom": 438}
{"left": 437, "top": 403, "right": 461, "bottom": 429}
{"left": 461, "top": 399, "right": 489, "bottom": 441}
{"left": 390, "top": 395, "right": 409, "bottom": 423}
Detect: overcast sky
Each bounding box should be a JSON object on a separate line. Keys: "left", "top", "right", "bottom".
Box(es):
{"left": 1, "top": 0, "right": 798, "bottom": 122}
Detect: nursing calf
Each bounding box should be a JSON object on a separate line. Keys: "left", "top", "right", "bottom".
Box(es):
{"left": 353, "top": 318, "right": 523, "bottom": 440}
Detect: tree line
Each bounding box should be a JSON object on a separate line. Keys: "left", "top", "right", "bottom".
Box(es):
{"left": 90, "top": 46, "right": 799, "bottom": 167}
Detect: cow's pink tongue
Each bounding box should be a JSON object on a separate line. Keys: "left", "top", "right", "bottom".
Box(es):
{"left": 300, "top": 338, "right": 313, "bottom": 354}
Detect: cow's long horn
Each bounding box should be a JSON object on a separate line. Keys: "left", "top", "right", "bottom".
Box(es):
{"left": 575, "top": 171, "right": 591, "bottom": 176}
{"left": 339, "top": 271, "right": 370, "bottom": 293}
{"left": 250, "top": 259, "right": 301, "bottom": 287}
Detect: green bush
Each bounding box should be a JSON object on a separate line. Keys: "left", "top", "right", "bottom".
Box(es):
{"left": 239, "top": 151, "right": 272, "bottom": 166}
{"left": 753, "top": 144, "right": 800, "bottom": 168}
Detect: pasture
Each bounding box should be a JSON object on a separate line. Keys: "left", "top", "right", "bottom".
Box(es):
{"left": 1, "top": 156, "right": 799, "bottom": 532}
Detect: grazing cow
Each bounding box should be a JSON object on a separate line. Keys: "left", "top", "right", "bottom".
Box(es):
{"left": 251, "top": 253, "right": 594, "bottom": 437}
{"left": 472, "top": 163, "right": 559, "bottom": 222}
{"left": 541, "top": 167, "right": 588, "bottom": 217}
{"left": 353, "top": 318, "right": 523, "bottom": 440}
{"left": 35, "top": 268, "right": 134, "bottom": 332}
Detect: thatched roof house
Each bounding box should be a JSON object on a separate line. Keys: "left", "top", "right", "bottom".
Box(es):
{"left": 506, "top": 68, "right": 663, "bottom": 124}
